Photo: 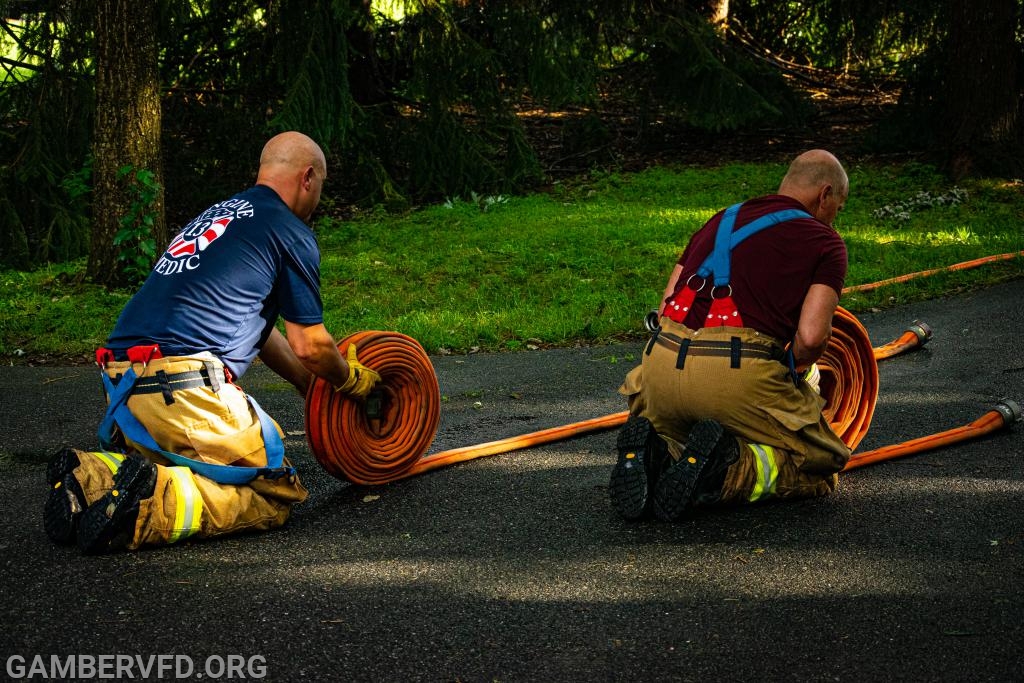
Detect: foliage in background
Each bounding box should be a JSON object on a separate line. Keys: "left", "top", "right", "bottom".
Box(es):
{"left": 631, "top": 7, "right": 810, "bottom": 132}
{"left": 0, "top": 1, "right": 95, "bottom": 266}
{"left": 732, "top": 0, "right": 944, "bottom": 73}
{"left": 3, "top": 161, "right": 1022, "bottom": 361}
{"left": 2, "top": 0, "right": 1020, "bottom": 272}
{"left": 112, "top": 166, "right": 162, "bottom": 285}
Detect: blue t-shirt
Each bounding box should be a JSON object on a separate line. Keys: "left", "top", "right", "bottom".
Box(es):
{"left": 107, "top": 185, "right": 323, "bottom": 379}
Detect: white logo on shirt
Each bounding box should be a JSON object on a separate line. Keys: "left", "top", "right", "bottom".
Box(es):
{"left": 154, "top": 198, "right": 254, "bottom": 276}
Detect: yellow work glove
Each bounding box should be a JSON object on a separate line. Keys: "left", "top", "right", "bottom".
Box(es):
{"left": 802, "top": 363, "right": 821, "bottom": 395}
{"left": 334, "top": 343, "right": 381, "bottom": 398}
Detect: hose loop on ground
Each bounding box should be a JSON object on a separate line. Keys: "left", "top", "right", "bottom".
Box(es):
{"left": 817, "top": 306, "right": 879, "bottom": 451}
{"left": 305, "top": 331, "right": 440, "bottom": 485}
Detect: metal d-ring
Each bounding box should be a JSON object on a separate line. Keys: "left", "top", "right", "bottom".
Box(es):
{"left": 710, "top": 284, "right": 733, "bottom": 299}
{"left": 684, "top": 274, "right": 706, "bottom": 292}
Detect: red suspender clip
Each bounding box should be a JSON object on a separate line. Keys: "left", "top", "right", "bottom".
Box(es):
{"left": 95, "top": 345, "right": 163, "bottom": 370}
{"left": 664, "top": 274, "right": 705, "bottom": 325}
{"left": 125, "top": 344, "right": 164, "bottom": 371}
{"left": 706, "top": 285, "right": 744, "bottom": 328}
{"left": 95, "top": 348, "right": 115, "bottom": 370}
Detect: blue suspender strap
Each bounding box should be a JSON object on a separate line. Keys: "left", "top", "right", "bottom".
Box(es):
{"left": 247, "top": 394, "right": 286, "bottom": 471}
{"left": 783, "top": 348, "right": 800, "bottom": 387}
{"left": 697, "top": 202, "right": 741, "bottom": 286}
{"left": 696, "top": 204, "right": 814, "bottom": 287}
{"left": 98, "top": 367, "right": 139, "bottom": 448}
{"left": 729, "top": 208, "right": 812, "bottom": 247}
{"left": 98, "top": 369, "right": 294, "bottom": 484}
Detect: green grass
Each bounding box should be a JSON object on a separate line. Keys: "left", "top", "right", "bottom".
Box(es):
{"left": 2, "top": 161, "right": 1023, "bottom": 361}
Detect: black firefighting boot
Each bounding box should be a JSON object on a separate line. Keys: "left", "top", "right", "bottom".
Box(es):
{"left": 77, "top": 454, "right": 157, "bottom": 554}
{"left": 43, "top": 448, "right": 86, "bottom": 545}
{"left": 609, "top": 415, "right": 670, "bottom": 521}
{"left": 652, "top": 419, "right": 739, "bottom": 522}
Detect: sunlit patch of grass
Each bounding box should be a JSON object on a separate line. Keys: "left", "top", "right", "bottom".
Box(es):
{"left": 4, "top": 161, "right": 1024, "bottom": 359}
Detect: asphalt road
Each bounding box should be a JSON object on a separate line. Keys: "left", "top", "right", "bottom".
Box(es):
{"left": 1, "top": 280, "right": 1022, "bottom": 682}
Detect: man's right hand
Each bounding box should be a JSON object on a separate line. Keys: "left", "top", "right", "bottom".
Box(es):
{"left": 803, "top": 363, "right": 822, "bottom": 394}
{"left": 335, "top": 344, "right": 381, "bottom": 398}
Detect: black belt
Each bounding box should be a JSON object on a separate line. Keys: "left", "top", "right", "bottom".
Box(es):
{"left": 111, "top": 361, "right": 224, "bottom": 405}
{"left": 645, "top": 328, "right": 782, "bottom": 370}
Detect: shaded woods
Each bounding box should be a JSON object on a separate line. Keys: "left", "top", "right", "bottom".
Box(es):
{"left": 1, "top": 0, "right": 1021, "bottom": 284}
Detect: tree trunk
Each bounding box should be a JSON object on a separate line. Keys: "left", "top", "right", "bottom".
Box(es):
{"left": 708, "top": 0, "right": 729, "bottom": 33}
{"left": 88, "top": 0, "right": 165, "bottom": 288}
{"left": 943, "top": 0, "right": 1021, "bottom": 178}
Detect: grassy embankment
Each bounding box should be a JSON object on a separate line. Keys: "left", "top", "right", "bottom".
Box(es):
{"left": 2, "top": 160, "right": 1022, "bottom": 362}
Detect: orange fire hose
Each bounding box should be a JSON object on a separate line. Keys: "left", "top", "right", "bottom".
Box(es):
{"left": 305, "top": 331, "right": 634, "bottom": 485}
{"left": 870, "top": 320, "right": 932, "bottom": 361}
{"left": 814, "top": 306, "right": 879, "bottom": 451}
{"left": 403, "top": 411, "right": 630, "bottom": 481}
{"left": 305, "top": 299, "right": 1016, "bottom": 485}
{"left": 843, "top": 400, "right": 1021, "bottom": 470}
{"left": 841, "top": 251, "right": 1024, "bottom": 294}
{"left": 305, "top": 331, "right": 440, "bottom": 484}
{"left": 305, "top": 254, "right": 1023, "bottom": 484}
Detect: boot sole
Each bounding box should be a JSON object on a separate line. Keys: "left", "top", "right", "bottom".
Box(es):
{"left": 46, "top": 447, "right": 80, "bottom": 486}
{"left": 609, "top": 416, "right": 655, "bottom": 520}
{"left": 77, "top": 457, "right": 156, "bottom": 555}
{"left": 653, "top": 419, "right": 723, "bottom": 522}
{"left": 43, "top": 475, "right": 84, "bottom": 545}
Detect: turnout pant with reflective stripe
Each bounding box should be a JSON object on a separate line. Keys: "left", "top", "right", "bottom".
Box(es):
{"left": 75, "top": 355, "right": 309, "bottom": 549}
{"left": 66, "top": 450, "right": 125, "bottom": 503}
{"left": 619, "top": 318, "right": 851, "bottom": 504}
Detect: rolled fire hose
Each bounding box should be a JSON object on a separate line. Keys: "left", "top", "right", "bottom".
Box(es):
{"left": 815, "top": 306, "right": 879, "bottom": 451}
{"left": 305, "top": 331, "right": 440, "bottom": 484}
{"left": 306, "top": 257, "right": 1022, "bottom": 484}
{"left": 305, "top": 330, "right": 633, "bottom": 485}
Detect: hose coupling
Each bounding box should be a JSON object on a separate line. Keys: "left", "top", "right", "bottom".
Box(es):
{"left": 906, "top": 320, "right": 933, "bottom": 345}
{"left": 644, "top": 310, "right": 660, "bottom": 333}
{"left": 994, "top": 398, "right": 1021, "bottom": 425}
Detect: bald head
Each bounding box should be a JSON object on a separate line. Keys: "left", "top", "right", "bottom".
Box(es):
{"left": 259, "top": 131, "right": 326, "bottom": 178}
{"left": 778, "top": 149, "right": 848, "bottom": 226}
{"left": 256, "top": 132, "right": 326, "bottom": 221}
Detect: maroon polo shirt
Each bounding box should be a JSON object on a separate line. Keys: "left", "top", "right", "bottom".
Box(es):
{"left": 667, "top": 194, "right": 847, "bottom": 343}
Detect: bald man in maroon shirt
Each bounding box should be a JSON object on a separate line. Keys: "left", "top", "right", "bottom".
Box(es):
{"left": 611, "top": 150, "right": 853, "bottom": 522}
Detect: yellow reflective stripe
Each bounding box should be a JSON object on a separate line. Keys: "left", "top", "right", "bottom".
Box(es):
{"left": 91, "top": 450, "right": 126, "bottom": 475}
{"left": 748, "top": 444, "right": 778, "bottom": 502}
{"left": 167, "top": 466, "right": 203, "bottom": 543}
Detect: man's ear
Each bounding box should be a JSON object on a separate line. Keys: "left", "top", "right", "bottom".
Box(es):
{"left": 818, "top": 183, "right": 833, "bottom": 207}
{"left": 302, "top": 166, "right": 315, "bottom": 190}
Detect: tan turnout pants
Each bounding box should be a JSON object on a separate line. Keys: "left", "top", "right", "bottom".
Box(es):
{"left": 619, "top": 318, "right": 851, "bottom": 504}
{"left": 70, "top": 355, "right": 307, "bottom": 550}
